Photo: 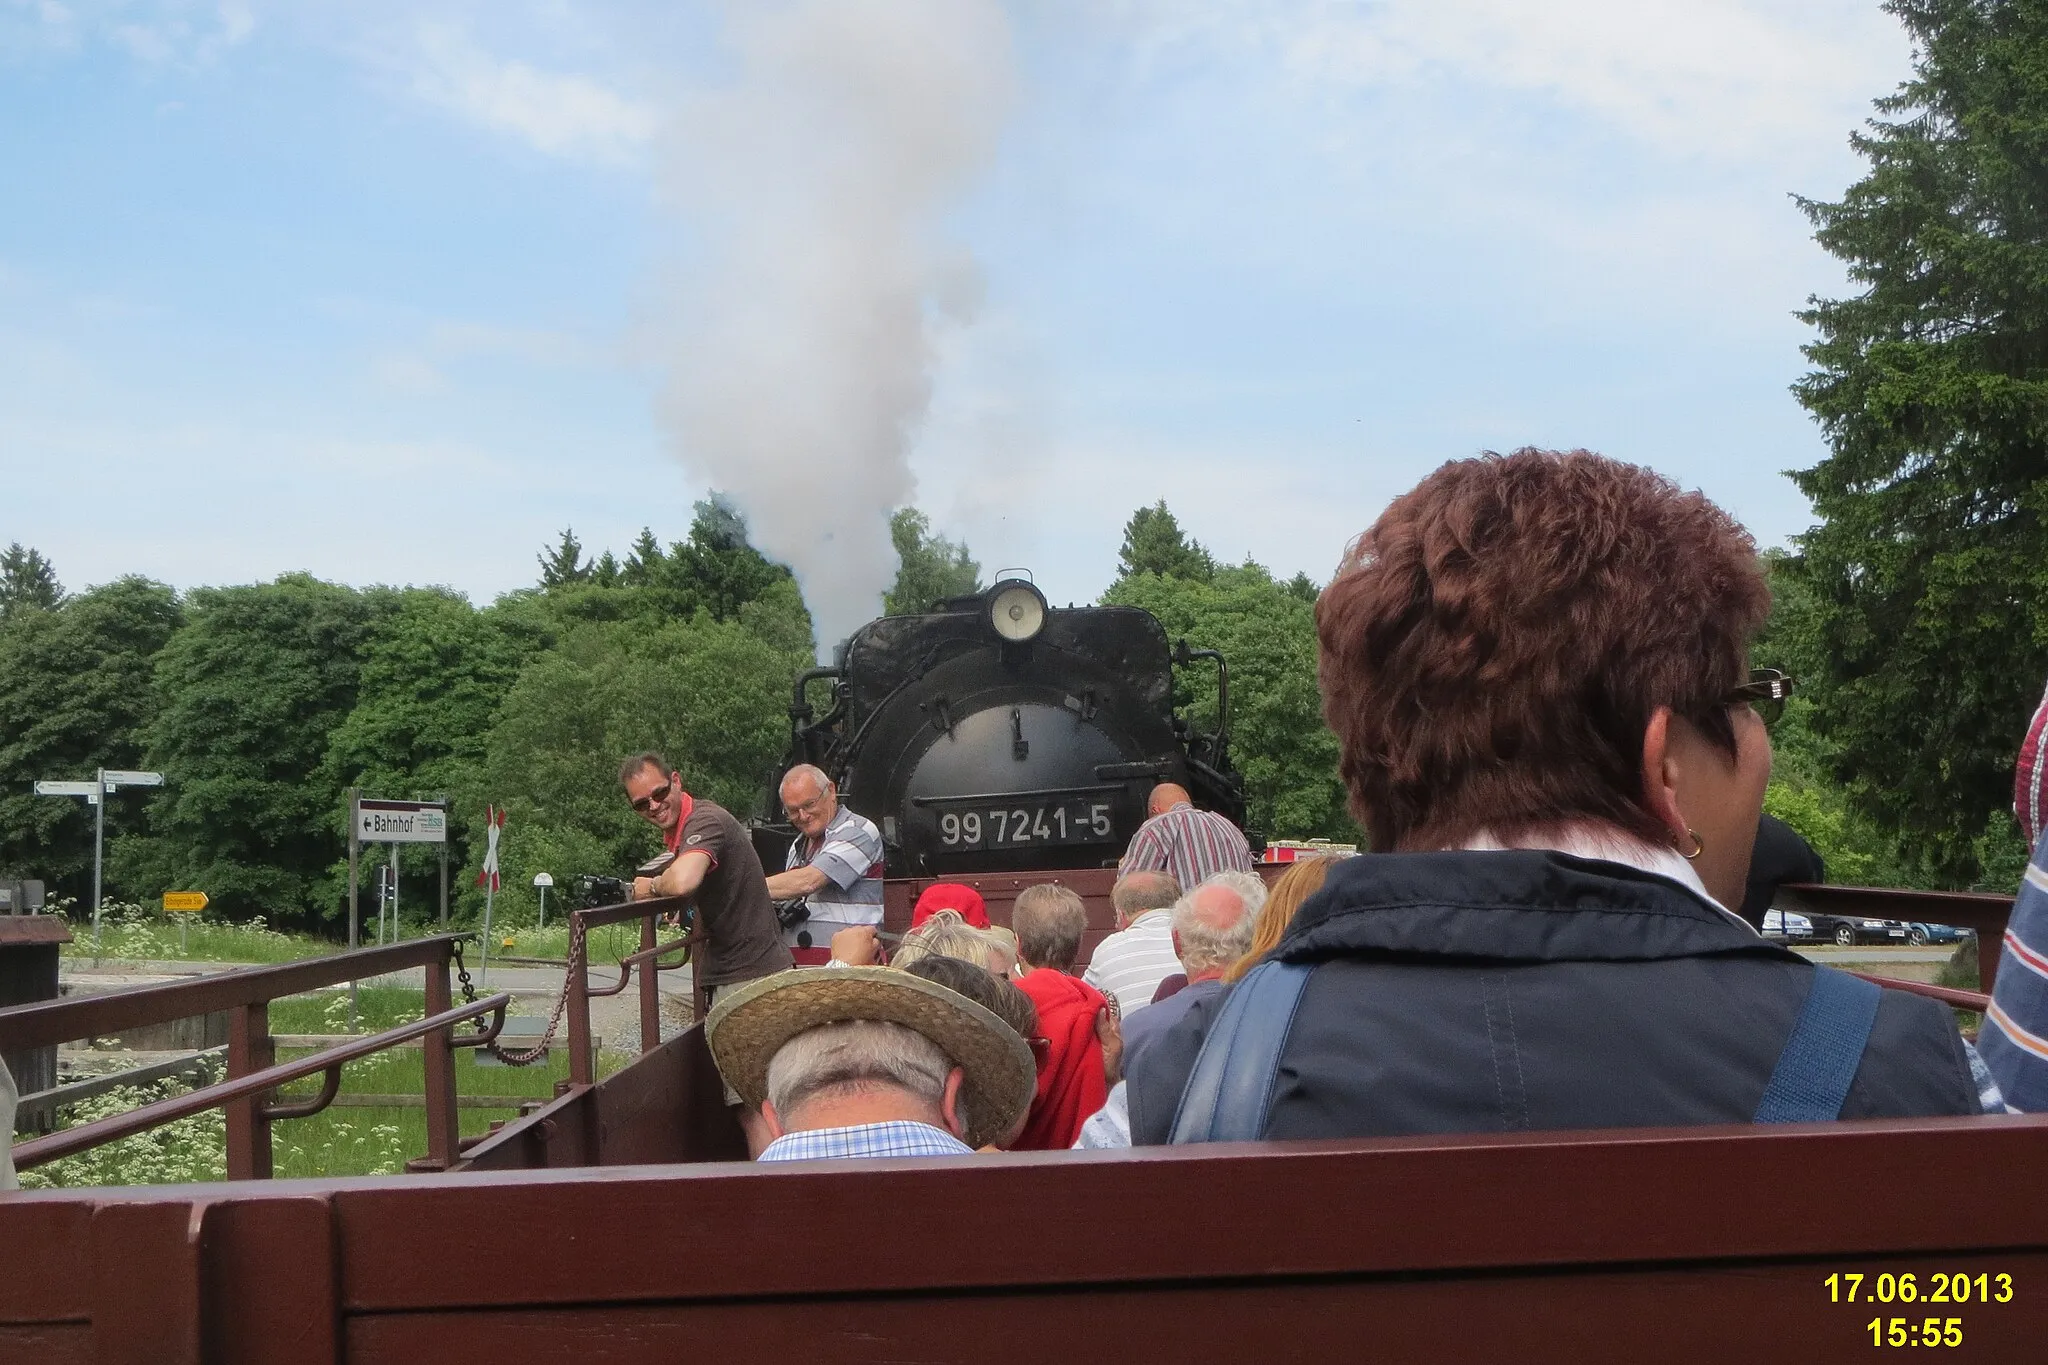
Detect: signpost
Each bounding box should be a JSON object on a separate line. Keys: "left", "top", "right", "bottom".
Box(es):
{"left": 36, "top": 769, "right": 163, "bottom": 960}
{"left": 163, "top": 891, "right": 208, "bottom": 954}
{"left": 348, "top": 795, "right": 448, "bottom": 1029}
{"left": 533, "top": 872, "right": 554, "bottom": 932}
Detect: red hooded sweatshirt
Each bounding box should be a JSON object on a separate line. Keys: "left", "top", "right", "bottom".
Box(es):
{"left": 1011, "top": 969, "right": 1109, "bottom": 1150}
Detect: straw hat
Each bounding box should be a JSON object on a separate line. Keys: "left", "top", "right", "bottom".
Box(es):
{"left": 706, "top": 967, "right": 1036, "bottom": 1150}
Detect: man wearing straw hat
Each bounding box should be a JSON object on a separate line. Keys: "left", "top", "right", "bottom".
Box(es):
{"left": 707, "top": 967, "right": 1036, "bottom": 1160}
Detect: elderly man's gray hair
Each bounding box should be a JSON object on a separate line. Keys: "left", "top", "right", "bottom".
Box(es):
{"left": 1111, "top": 869, "right": 1180, "bottom": 920}
{"left": 765, "top": 1019, "right": 967, "bottom": 1131}
{"left": 780, "top": 763, "right": 834, "bottom": 796}
{"left": 1170, "top": 871, "right": 1266, "bottom": 974}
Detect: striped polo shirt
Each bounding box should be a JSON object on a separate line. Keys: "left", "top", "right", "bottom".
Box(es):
{"left": 1982, "top": 832, "right": 2048, "bottom": 1110}
{"left": 1118, "top": 802, "right": 1253, "bottom": 892}
{"left": 1082, "top": 910, "right": 1182, "bottom": 1019}
{"left": 784, "top": 803, "right": 885, "bottom": 942}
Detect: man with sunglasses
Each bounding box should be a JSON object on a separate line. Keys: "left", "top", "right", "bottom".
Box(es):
{"left": 619, "top": 752, "right": 791, "bottom": 998}
{"left": 764, "top": 764, "right": 885, "bottom": 951}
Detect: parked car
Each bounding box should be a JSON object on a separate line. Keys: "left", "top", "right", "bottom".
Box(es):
{"left": 1903, "top": 922, "right": 1974, "bottom": 947}
{"left": 1761, "top": 909, "right": 1814, "bottom": 942}
{"left": 1806, "top": 913, "right": 1910, "bottom": 946}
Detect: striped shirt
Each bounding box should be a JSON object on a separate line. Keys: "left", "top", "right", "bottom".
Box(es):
{"left": 1082, "top": 909, "right": 1182, "bottom": 1019}
{"left": 784, "top": 803, "right": 885, "bottom": 943}
{"left": 1980, "top": 835, "right": 2048, "bottom": 1111}
{"left": 1119, "top": 802, "right": 1253, "bottom": 892}
{"left": 757, "top": 1119, "right": 973, "bottom": 1162}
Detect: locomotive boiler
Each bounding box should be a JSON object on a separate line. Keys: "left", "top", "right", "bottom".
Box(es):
{"left": 772, "top": 576, "right": 1247, "bottom": 876}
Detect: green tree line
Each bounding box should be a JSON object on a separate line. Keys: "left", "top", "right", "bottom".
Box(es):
{"left": 0, "top": 499, "right": 1364, "bottom": 935}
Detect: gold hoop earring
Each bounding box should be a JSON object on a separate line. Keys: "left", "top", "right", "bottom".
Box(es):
{"left": 1681, "top": 829, "right": 1705, "bottom": 860}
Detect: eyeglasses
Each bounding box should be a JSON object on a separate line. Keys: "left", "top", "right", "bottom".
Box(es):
{"left": 783, "top": 795, "right": 828, "bottom": 820}
{"left": 1725, "top": 668, "right": 1795, "bottom": 728}
{"left": 631, "top": 782, "right": 672, "bottom": 813}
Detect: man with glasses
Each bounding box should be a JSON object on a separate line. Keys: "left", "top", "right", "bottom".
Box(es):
{"left": 764, "top": 764, "right": 885, "bottom": 951}
{"left": 619, "top": 752, "right": 791, "bottom": 999}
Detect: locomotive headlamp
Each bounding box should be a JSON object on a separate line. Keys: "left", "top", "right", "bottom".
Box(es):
{"left": 988, "top": 580, "right": 1047, "bottom": 643}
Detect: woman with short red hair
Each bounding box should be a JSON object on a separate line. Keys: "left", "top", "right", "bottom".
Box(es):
{"left": 1124, "top": 449, "right": 1983, "bottom": 1144}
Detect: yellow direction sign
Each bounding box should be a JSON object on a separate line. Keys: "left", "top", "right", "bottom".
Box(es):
{"left": 162, "top": 891, "right": 208, "bottom": 913}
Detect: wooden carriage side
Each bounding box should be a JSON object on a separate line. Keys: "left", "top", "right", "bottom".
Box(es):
{"left": 7, "top": 1116, "right": 2048, "bottom": 1364}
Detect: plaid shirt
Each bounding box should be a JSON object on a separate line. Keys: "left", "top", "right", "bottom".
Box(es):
{"left": 1118, "top": 802, "right": 1253, "bottom": 892}
{"left": 756, "top": 1120, "right": 974, "bottom": 1162}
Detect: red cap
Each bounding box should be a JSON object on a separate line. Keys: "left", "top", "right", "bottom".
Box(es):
{"left": 911, "top": 882, "right": 990, "bottom": 930}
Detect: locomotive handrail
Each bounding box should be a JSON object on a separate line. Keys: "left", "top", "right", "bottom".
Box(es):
{"left": 10, "top": 992, "right": 512, "bottom": 1171}
{"left": 789, "top": 664, "right": 842, "bottom": 727}
{"left": 1171, "top": 640, "right": 1231, "bottom": 758}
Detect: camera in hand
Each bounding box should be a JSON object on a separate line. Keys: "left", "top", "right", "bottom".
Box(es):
{"left": 576, "top": 852, "right": 682, "bottom": 910}
{"left": 576, "top": 874, "right": 630, "bottom": 908}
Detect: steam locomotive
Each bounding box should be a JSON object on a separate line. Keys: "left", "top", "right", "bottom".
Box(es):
{"left": 763, "top": 576, "right": 1247, "bottom": 876}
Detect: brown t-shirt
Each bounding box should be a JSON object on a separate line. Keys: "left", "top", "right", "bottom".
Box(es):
{"left": 673, "top": 799, "right": 792, "bottom": 987}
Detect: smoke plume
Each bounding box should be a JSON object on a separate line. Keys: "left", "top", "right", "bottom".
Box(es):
{"left": 658, "top": 0, "right": 1015, "bottom": 659}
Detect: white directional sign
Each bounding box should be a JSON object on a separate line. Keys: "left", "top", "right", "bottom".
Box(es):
{"left": 355, "top": 799, "right": 448, "bottom": 844}
{"left": 35, "top": 780, "right": 100, "bottom": 797}
{"left": 102, "top": 770, "right": 164, "bottom": 787}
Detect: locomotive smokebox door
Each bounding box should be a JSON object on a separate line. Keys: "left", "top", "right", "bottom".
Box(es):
{"left": 772, "top": 575, "right": 1247, "bottom": 876}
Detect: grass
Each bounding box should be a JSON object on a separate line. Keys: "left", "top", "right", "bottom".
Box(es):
{"left": 58, "top": 902, "right": 336, "bottom": 965}
{"left": 267, "top": 987, "right": 632, "bottom": 1175}
{"left": 486, "top": 917, "right": 657, "bottom": 967}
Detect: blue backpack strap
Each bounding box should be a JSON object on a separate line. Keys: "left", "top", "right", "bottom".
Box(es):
{"left": 1168, "top": 961, "right": 1314, "bottom": 1143}
{"left": 1753, "top": 966, "right": 1883, "bottom": 1123}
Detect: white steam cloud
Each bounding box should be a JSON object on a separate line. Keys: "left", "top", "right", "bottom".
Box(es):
{"left": 659, "top": 0, "right": 1015, "bottom": 658}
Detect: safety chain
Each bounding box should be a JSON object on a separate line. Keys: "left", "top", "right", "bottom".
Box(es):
{"left": 448, "top": 920, "right": 588, "bottom": 1068}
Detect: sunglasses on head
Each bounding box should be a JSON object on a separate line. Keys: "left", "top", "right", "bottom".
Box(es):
{"left": 632, "top": 782, "right": 672, "bottom": 813}
{"left": 1723, "top": 668, "right": 1795, "bottom": 728}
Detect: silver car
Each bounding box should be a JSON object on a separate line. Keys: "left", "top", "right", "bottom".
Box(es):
{"left": 1762, "top": 908, "right": 1814, "bottom": 942}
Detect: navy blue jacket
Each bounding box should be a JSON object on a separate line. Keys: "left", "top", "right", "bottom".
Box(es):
{"left": 1125, "top": 850, "right": 1981, "bottom": 1144}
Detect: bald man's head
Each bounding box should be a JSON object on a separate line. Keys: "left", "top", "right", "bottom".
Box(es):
{"left": 1147, "top": 783, "right": 1193, "bottom": 817}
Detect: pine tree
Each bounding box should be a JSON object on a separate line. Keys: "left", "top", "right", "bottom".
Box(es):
{"left": 536, "top": 529, "right": 590, "bottom": 589}
{"left": 0, "top": 543, "right": 64, "bottom": 620}
{"left": 1791, "top": 0, "right": 2048, "bottom": 881}
{"left": 1115, "top": 502, "right": 1215, "bottom": 583}
{"left": 670, "top": 494, "right": 788, "bottom": 621}
{"left": 621, "top": 529, "right": 665, "bottom": 586}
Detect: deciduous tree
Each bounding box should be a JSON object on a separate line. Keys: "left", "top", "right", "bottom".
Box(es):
{"left": 0, "top": 578, "right": 182, "bottom": 900}
{"left": 118, "top": 576, "right": 393, "bottom": 924}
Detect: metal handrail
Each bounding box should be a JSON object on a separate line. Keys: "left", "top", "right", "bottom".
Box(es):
{"left": 12, "top": 992, "right": 511, "bottom": 1170}
{"left": 559, "top": 895, "right": 705, "bottom": 1089}
{"left": 0, "top": 935, "right": 467, "bottom": 1051}
{"left": 1849, "top": 972, "right": 1990, "bottom": 1013}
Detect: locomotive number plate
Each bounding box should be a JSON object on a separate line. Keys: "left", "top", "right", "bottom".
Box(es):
{"left": 932, "top": 798, "right": 1115, "bottom": 851}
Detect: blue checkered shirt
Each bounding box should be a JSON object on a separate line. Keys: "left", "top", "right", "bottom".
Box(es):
{"left": 756, "top": 1120, "right": 974, "bottom": 1162}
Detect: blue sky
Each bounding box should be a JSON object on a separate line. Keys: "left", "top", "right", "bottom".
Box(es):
{"left": 2, "top": 0, "right": 1914, "bottom": 631}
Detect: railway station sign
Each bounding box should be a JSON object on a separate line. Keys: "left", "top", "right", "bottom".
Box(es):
{"left": 163, "top": 892, "right": 208, "bottom": 913}
{"left": 355, "top": 799, "right": 448, "bottom": 844}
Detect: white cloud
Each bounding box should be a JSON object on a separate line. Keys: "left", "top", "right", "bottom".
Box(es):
{"left": 4, "top": 0, "right": 259, "bottom": 66}
{"left": 1104, "top": 0, "right": 1908, "bottom": 166}
{"left": 403, "top": 20, "right": 657, "bottom": 163}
